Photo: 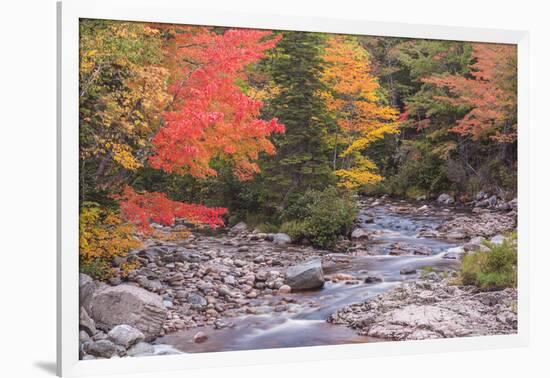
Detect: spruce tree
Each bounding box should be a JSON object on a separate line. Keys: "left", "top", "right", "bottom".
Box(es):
{"left": 260, "top": 31, "right": 333, "bottom": 213}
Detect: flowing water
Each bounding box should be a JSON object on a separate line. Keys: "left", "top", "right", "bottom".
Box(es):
{"left": 157, "top": 200, "right": 461, "bottom": 353}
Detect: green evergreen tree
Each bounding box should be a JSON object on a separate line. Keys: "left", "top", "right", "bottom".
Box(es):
{"left": 260, "top": 31, "right": 334, "bottom": 214}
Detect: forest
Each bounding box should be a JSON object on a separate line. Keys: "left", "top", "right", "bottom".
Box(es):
{"left": 78, "top": 19, "right": 517, "bottom": 279}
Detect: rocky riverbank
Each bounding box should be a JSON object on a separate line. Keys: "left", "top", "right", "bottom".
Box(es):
{"left": 79, "top": 194, "right": 518, "bottom": 358}
{"left": 79, "top": 224, "right": 341, "bottom": 359}
{"left": 327, "top": 275, "right": 517, "bottom": 340}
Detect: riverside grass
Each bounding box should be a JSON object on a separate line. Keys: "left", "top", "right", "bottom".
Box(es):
{"left": 460, "top": 233, "right": 517, "bottom": 291}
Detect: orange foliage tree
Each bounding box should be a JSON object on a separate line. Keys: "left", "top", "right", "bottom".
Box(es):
{"left": 423, "top": 43, "right": 517, "bottom": 143}
{"left": 321, "top": 36, "right": 400, "bottom": 190}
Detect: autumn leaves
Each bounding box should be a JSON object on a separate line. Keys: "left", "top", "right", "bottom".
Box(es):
{"left": 78, "top": 21, "right": 518, "bottom": 280}
{"left": 320, "top": 36, "right": 400, "bottom": 189}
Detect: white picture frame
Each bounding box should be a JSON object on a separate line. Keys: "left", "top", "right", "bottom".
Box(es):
{"left": 57, "top": 0, "right": 530, "bottom": 376}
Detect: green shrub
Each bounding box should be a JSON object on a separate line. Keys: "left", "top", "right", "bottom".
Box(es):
{"left": 80, "top": 257, "right": 113, "bottom": 282}
{"left": 281, "top": 187, "right": 356, "bottom": 248}
{"left": 255, "top": 222, "right": 280, "bottom": 234}
{"left": 460, "top": 233, "right": 517, "bottom": 291}
{"left": 280, "top": 220, "right": 308, "bottom": 242}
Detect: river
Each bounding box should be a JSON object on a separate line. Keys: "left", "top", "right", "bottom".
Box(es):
{"left": 156, "top": 198, "right": 463, "bottom": 353}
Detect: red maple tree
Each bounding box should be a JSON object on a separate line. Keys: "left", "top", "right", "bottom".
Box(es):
{"left": 119, "top": 27, "right": 284, "bottom": 231}
{"left": 150, "top": 27, "right": 284, "bottom": 180}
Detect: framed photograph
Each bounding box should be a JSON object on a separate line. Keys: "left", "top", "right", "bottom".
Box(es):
{"left": 57, "top": 0, "right": 529, "bottom": 376}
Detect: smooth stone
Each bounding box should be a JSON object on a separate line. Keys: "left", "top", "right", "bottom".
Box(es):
{"left": 285, "top": 258, "right": 324, "bottom": 290}
{"left": 273, "top": 233, "right": 292, "bottom": 245}
{"left": 193, "top": 331, "right": 208, "bottom": 343}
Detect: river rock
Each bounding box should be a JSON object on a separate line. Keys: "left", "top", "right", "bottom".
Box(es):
{"left": 79, "top": 330, "right": 90, "bottom": 343}
{"left": 107, "top": 325, "right": 145, "bottom": 349}
{"left": 80, "top": 273, "right": 101, "bottom": 311}
{"left": 464, "top": 236, "right": 487, "bottom": 252}
{"left": 278, "top": 284, "right": 292, "bottom": 294}
{"left": 187, "top": 293, "right": 208, "bottom": 309}
{"left": 437, "top": 212, "right": 515, "bottom": 239}
{"left": 364, "top": 275, "right": 383, "bottom": 283}
{"left": 127, "top": 341, "right": 155, "bottom": 357}
{"left": 443, "top": 246, "right": 465, "bottom": 259}
{"left": 490, "top": 234, "right": 506, "bottom": 245}
{"left": 446, "top": 231, "right": 467, "bottom": 240}
{"left": 488, "top": 195, "right": 498, "bottom": 207}
{"left": 83, "top": 339, "right": 117, "bottom": 358}
{"left": 358, "top": 213, "right": 375, "bottom": 223}
{"left": 79, "top": 307, "right": 97, "bottom": 336}
{"left": 230, "top": 221, "right": 248, "bottom": 234}
{"left": 273, "top": 233, "right": 291, "bottom": 245}
{"left": 388, "top": 242, "right": 431, "bottom": 256}
{"left": 285, "top": 259, "right": 325, "bottom": 290}
{"left": 328, "top": 280, "right": 517, "bottom": 341}
{"left": 400, "top": 267, "right": 417, "bottom": 275}
{"left": 475, "top": 191, "right": 488, "bottom": 201}
{"left": 88, "top": 284, "right": 167, "bottom": 341}
{"left": 193, "top": 331, "right": 208, "bottom": 343}
{"left": 437, "top": 193, "right": 454, "bottom": 205}
{"left": 351, "top": 228, "right": 369, "bottom": 240}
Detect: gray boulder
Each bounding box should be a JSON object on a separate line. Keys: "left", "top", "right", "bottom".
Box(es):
{"left": 127, "top": 342, "right": 155, "bottom": 357}
{"left": 79, "top": 330, "right": 91, "bottom": 343}
{"left": 79, "top": 307, "right": 97, "bottom": 336}
{"left": 83, "top": 339, "right": 117, "bottom": 358}
{"left": 475, "top": 191, "right": 488, "bottom": 201}
{"left": 437, "top": 193, "right": 455, "bottom": 205}
{"left": 107, "top": 324, "right": 144, "bottom": 348}
{"left": 463, "top": 236, "right": 487, "bottom": 252}
{"left": 364, "top": 275, "right": 383, "bottom": 284}
{"left": 490, "top": 234, "right": 506, "bottom": 246}
{"left": 400, "top": 267, "right": 417, "bottom": 275}
{"left": 273, "top": 233, "right": 291, "bottom": 245}
{"left": 443, "top": 246, "right": 465, "bottom": 259}
{"left": 488, "top": 195, "right": 498, "bottom": 207}
{"left": 88, "top": 284, "right": 167, "bottom": 341}
{"left": 187, "top": 293, "right": 208, "bottom": 309}
{"left": 230, "top": 221, "right": 248, "bottom": 234}
{"left": 285, "top": 259, "right": 324, "bottom": 290}
{"left": 79, "top": 273, "right": 101, "bottom": 311}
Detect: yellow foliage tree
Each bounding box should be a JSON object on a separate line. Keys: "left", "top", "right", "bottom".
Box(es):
{"left": 79, "top": 21, "right": 170, "bottom": 174}
{"left": 79, "top": 204, "right": 141, "bottom": 280}
{"left": 321, "top": 36, "right": 400, "bottom": 190}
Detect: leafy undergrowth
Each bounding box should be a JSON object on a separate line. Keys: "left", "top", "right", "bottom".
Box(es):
{"left": 280, "top": 187, "right": 356, "bottom": 248}
{"left": 459, "top": 233, "right": 517, "bottom": 291}
{"left": 79, "top": 203, "right": 142, "bottom": 280}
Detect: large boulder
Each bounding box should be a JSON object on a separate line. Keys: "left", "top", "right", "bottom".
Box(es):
{"left": 285, "top": 259, "right": 324, "bottom": 290}
{"left": 79, "top": 273, "right": 102, "bottom": 312}
{"left": 273, "top": 233, "right": 291, "bottom": 245}
{"left": 79, "top": 307, "right": 97, "bottom": 336}
{"left": 88, "top": 284, "right": 167, "bottom": 341}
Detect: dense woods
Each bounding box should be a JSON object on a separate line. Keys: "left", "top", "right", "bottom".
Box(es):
{"left": 79, "top": 20, "right": 517, "bottom": 279}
